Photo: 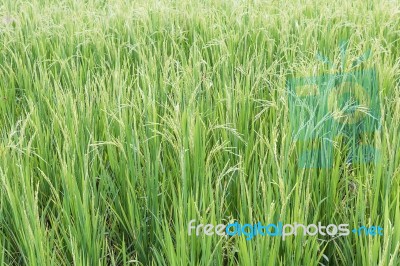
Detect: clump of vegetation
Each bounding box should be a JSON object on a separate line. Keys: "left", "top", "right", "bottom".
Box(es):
{"left": 0, "top": 0, "right": 399, "bottom": 265}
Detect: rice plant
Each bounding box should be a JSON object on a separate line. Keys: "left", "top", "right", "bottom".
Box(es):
{"left": 0, "top": 0, "right": 399, "bottom": 265}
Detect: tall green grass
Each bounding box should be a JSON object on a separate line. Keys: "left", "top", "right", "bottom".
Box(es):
{"left": 0, "top": 0, "right": 399, "bottom": 265}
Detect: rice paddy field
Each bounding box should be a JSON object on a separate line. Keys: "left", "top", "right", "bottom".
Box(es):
{"left": 0, "top": 0, "right": 399, "bottom": 265}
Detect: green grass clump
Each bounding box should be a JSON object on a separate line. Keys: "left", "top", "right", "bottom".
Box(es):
{"left": 0, "top": 0, "right": 399, "bottom": 265}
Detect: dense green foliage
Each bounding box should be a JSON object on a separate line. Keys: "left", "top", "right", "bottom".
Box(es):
{"left": 0, "top": 0, "right": 399, "bottom": 265}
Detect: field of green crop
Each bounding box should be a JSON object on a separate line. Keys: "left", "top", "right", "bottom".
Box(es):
{"left": 0, "top": 0, "right": 399, "bottom": 265}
